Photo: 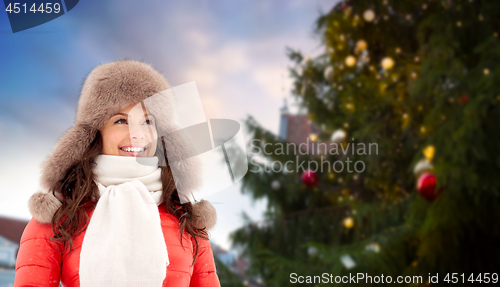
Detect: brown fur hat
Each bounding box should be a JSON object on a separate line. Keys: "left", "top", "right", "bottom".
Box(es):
{"left": 28, "top": 60, "right": 216, "bottom": 230}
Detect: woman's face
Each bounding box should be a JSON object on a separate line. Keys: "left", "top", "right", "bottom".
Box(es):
{"left": 100, "top": 103, "right": 158, "bottom": 157}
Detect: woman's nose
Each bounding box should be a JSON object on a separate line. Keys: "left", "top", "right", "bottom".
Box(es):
{"left": 129, "top": 124, "right": 145, "bottom": 140}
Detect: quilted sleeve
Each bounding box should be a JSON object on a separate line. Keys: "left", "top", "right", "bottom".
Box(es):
{"left": 14, "top": 218, "right": 62, "bottom": 287}
{"left": 189, "top": 235, "right": 221, "bottom": 287}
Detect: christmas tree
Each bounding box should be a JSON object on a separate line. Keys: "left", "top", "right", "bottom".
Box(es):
{"left": 231, "top": 0, "right": 500, "bottom": 286}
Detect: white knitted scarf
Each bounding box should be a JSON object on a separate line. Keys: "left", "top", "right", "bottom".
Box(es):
{"left": 79, "top": 154, "right": 168, "bottom": 287}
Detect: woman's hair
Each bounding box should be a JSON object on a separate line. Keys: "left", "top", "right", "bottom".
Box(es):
{"left": 50, "top": 128, "right": 208, "bottom": 266}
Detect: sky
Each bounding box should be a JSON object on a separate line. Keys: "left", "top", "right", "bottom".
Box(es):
{"left": 0, "top": 0, "right": 336, "bottom": 250}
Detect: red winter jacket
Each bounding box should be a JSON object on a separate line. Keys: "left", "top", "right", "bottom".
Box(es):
{"left": 14, "top": 203, "right": 221, "bottom": 287}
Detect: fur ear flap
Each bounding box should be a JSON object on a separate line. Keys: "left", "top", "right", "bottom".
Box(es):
{"left": 191, "top": 200, "right": 217, "bottom": 231}
{"left": 28, "top": 190, "right": 62, "bottom": 224}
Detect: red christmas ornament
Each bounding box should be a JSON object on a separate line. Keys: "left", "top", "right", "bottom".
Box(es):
{"left": 302, "top": 170, "right": 319, "bottom": 187}
{"left": 417, "top": 172, "right": 443, "bottom": 201}
{"left": 458, "top": 95, "right": 469, "bottom": 105}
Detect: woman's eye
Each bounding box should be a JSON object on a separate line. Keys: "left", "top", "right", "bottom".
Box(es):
{"left": 144, "top": 119, "right": 155, "bottom": 125}
{"left": 114, "top": 118, "right": 128, "bottom": 124}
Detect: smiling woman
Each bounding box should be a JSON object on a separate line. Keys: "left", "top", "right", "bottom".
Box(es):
{"left": 13, "top": 60, "right": 220, "bottom": 287}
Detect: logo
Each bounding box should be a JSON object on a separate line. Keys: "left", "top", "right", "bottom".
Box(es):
{"left": 3, "top": 0, "right": 79, "bottom": 33}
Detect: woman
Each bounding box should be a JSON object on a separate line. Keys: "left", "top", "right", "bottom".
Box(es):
{"left": 14, "top": 60, "right": 221, "bottom": 287}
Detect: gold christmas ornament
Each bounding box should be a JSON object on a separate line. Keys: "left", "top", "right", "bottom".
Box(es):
{"left": 381, "top": 57, "right": 395, "bottom": 70}
{"left": 363, "top": 9, "right": 375, "bottom": 22}
{"left": 356, "top": 40, "right": 368, "bottom": 51}
{"left": 343, "top": 217, "right": 354, "bottom": 229}
{"left": 345, "top": 55, "right": 357, "bottom": 67}
{"left": 484, "top": 68, "right": 490, "bottom": 75}
{"left": 423, "top": 145, "right": 435, "bottom": 161}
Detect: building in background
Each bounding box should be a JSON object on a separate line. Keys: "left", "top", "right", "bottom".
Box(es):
{"left": 0, "top": 216, "right": 28, "bottom": 287}
{"left": 279, "top": 100, "right": 322, "bottom": 154}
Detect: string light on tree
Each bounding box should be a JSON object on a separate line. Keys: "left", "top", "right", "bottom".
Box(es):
{"left": 324, "top": 66, "right": 334, "bottom": 81}
{"left": 271, "top": 180, "right": 281, "bottom": 190}
{"left": 309, "top": 133, "right": 318, "bottom": 142}
{"left": 363, "top": 9, "right": 375, "bottom": 22}
{"left": 402, "top": 113, "right": 409, "bottom": 128}
{"left": 343, "top": 217, "right": 354, "bottom": 228}
{"left": 340, "top": 254, "right": 356, "bottom": 269}
{"left": 381, "top": 57, "right": 395, "bottom": 70}
{"left": 345, "top": 55, "right": 357, "bottom": 67}
{"left": 307, "top": 246, "right": 318, "bottom": 256}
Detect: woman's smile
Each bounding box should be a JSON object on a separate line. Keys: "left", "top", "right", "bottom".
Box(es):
{"left": 118, "top": 144, "right": 150, "bottom": 157}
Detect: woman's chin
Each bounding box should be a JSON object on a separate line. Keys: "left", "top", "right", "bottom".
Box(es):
{"left": 118, "top": 150, "right": 148, "bottom": 157}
